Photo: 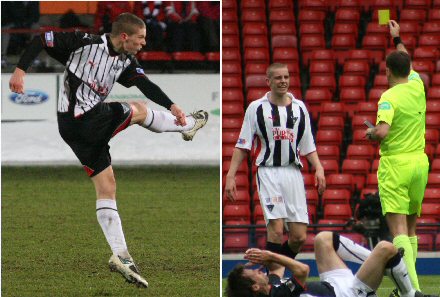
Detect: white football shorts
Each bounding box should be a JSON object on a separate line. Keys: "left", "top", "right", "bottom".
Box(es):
{"left": 256, "top": 166, "right": 308, "bottom": 225}
{"left": 319, "top": 269, "right": 377, "bottom": 297}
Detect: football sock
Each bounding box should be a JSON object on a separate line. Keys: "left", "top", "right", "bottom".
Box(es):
{"left": 96, "top": 199, "right": 129, "bottom": 258}
{"left": 281, "top": 240, "right": 298, "bottom": 259}
{"left": 142, "top": 108, "right": 195, "bottom": 132}
{"left": 332, "top": 233, "right": 371, "bottom": 264}
{"left": 409, "top": 235, "right": 418, "bottom": 266}
{"left": 385, "top": 250, "right": 416, "bottom": 297}
{"left": 393, "top": 235, "right": 420, "bottom": 290}
{"left": 266, "top": 241, "right": 282, "bottom": 254}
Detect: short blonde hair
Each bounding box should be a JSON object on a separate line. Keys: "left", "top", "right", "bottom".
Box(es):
{"left": 266, "top": 63, "right": 288, "bottom": 78}
{"left": 111, "top": 13, "right": 145, "bottom": 37}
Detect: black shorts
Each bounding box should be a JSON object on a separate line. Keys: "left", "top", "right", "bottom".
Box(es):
{"left": 57, "top": 102, "right": 133, "bottom": 177}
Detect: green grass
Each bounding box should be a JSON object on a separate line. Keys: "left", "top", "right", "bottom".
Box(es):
{"left": 222, "top": 275, "right": 440, "bottom": 296}
{"left": 2, "top": 166, "right": 220, "bottom": 297}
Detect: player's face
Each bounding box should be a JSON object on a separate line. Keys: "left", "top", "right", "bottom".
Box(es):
{"left": 242, "top": 268, "right": 269, "bottom": 289}
{"left": 123, "top": 27, "right": 147, "bottom": 54}
{"left": 267, "top": 67, "right": 290, "bottom": 96}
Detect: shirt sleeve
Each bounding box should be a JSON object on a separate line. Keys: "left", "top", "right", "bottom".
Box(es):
{"left": 376, "top": 95, "right": 395, "bottom": 126}
{"left": 298, "top": 103, "right": 316, "bottom": 156}
{"left": 235, "top": 103, "right": 256, "bottom": 151}
{"left": 270, "top": 277, "right": 306, "bottom": 297}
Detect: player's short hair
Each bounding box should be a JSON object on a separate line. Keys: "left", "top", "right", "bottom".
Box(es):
{"left": 386, "top": 51, "right": 411, "bottom": 78}
{"left": 226, "top": 265, "right": 257, "bottom": 297}
{"left": 111, "top": 13, "right": 145, "bottom": 37}
{"left": 266, "top": 63, "right": 288, "bottom": 79}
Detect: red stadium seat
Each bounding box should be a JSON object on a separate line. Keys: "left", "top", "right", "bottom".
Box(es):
{"left": 223, "top": 219, "right": 251, "bottom": 233}
{"left": 426, "top": 114, "right": 440, "bottom": 129}
{"left": 320, "top": 159, "right": 340, "bottom": 174}
{"left": 373, "top": 74, "right": 388, "bottom": 88}
{"left": 426, "top": 143, "right": 435, "bottom": 161}
{"left": 246, "top": 75, "right": 267, "bottom": 89}
{"left": 243, "top": 36, "right": 269, "bottom": 49}
{"left": 244, "top": 48, "right": 270, "bottom": 63}
{"left": 357, "top": 101, "right": 377, "bottom": 116}
{"left": 300, "top": 23, "right": 325, "bottom": 35}
{"left": 223, "top": 102, "right": 244, "bottom": 117}
{"left": 271, "top": 35, "right": 297, "bottom": 49}
{"left": 172, "top": 52, "right": 205, "bottom": 61}
{"left": 422, "top": 23, "right": 440, "bottom": 35}
{"left": 269, "top": 10, "right": 295, "bottom": 23}
{"left": 309, "top": 61, "right": 336, "bottom": 76}
{"left": 241, "top": 0, "right": 266, "bottom": 9}
{"left": 271, "top": 23, "right": 296, "bottom": 36}
{"left": 432, "top": 74, "right": 440, "bottom": 86}
{"left": 399, "top": 22, "right": 421, "bottom": 35}
{"left": 305, "top": 88, "right": 333, "bottom": 107}
{"left": 316, "top": 130, "right": 343, "bottom": 146}
{"left": 366, "top": 173, "right": 378, "bottom": 188}
{"left": 241, "top": 10, "right": 266, "bottom": 23}
{"left": 429, "top": 8, "right": 440, "bottom": 20}
{"left": 269, "top": 0, "right": 294, "bottom": 9}
{"left": 333, "top": 23, "right": 359, "bottom": 35}
{"left": 306, "top": 189, "right": 319, "bottom": 206}
{"left": 324, "top": 204, "right": 352, "bottom": 220}
{"left": 362, "top": 35, "right": 387, "bottom": 50}
{"left": 431, "top": 159, "right": 440, "bottom": 173}
{"left": 339, "top": 75, "right": 366, "bottom": 88}
{"left": 303, "top": 173, "right": 316, "bottom": 190}
{"left": 223, "top": 204, "right": 251, "bottom": 221}
{"left": 416, "top": 218, "right": 439, "bottom": 232}
{"left": 347, "top": 144, "right": 376, "bottom": 160}
{"left": 346, "top": 49, "right": 374, "bottom": 65}
{"left": 368, "top": 88, "right": 386, "bottom": 102}
{"left": 317, "top": 219, "right": 346, "bottom": 232}
{"left": 352, "top": 114, "right": 376, "bottom": 130}
{"left": 301, "top": 35, "right": 326, "bottom": 53}
{"left": 222, "top": 22, "right": 239, "bottom": 35}
{"left": 302, "top": 233, "right": 316, "bottom": 252}
{"left": 428, "top": 173, "right": 440, "bottom": 188}
{"left": 223, "top": 131, "right": 240, "bottom": 144}
{"left": 334, "top": 0, "right": 363, "bottom": 11}
{"left": 405, "top": 0, "right": 431, "bottom": 10}
{"left": 272, "top": 48, "right": 299, "bottom": 63}
{"left": 425, "top": 129, "right": 439, "bottom": 145}
{"left": 242, "top": 23, "right": 268, "bottom": 36}
{"left": 322, "top": 189, "right": 351, "bottom": 205}
{"left": 366, "top": 23, "right": 389, "bottom": 36}
{"left": 317, "top": 145, "right": 341, "bottom": 162}
{"left": 308, "top": 204, "right": 317, "bottom": 223}
{"left": 428, "top": 87, "right": 440, "bottom": 101}
{"left": 352, "top": 129, "right": 370, "bottom": 145}
{"left": 245, "top": 63, "right": 269, "bottom": 75}
{"left": 223, "top": 62, "right": 242, "bottom": 76}
{"left": 309, "top": 76, "right": 337, "bottom": 93}
{"left": 343, "top": 60, "right": 370, "bottom": 77}
{"left": 419, "top": 34, "right": 440, "bottom": 47}
{"left": 318, "top": 116, "right": 344, "bottom": 131}
{"left": 417, "top": 234, "right": 434, "bottom": 251}
{"left": 412, "top": 60, "right": 435, "bottom": 74}
{"left": 222, "top": 189, "right": 251, "bottom": 205}
{"left": 342, "top": 159, "right": 370, "bottom": 175}
{"left": 223, "top": 35, "right": 240, "bottom": 48}
{"left": 424, "top": 188, "right": 440, "bottom": 202}
{"left": 321, "top": 102, "right": 346, "bottom": 118}
{"left": 247, "top": 88, "right": 268, "bottom": 103}
{"left": 222, "top": 0, "right": 237, "bottom": 9}
{"left": 223, "top": 49, "right": 241, "bottom": 62}
{"left": 298, "top": 10, "right": 326, "bottom": 23}
{"left": 332, "top": 34, "right": 356, "bottom": 50}
{"left": 223, "top": 75, "right": 242, "bottom": 89}
{"left": 222, "top": 116, "right": 243, "bottom": 131}
{"left": 340, "top": 233, "right": 368, "bottom": 247}
{"left": 223, "top": 9, "right": 238, "bottom": 22}
{"left": 327, "top": 174, "right": 355, "bottom": 192}
{"left": 400, "top": 9, "right": 427, "bottom": 23}
{"left": 335, "top": 9, "right": 360, "bottom": 23}
{"left": 421, "top": 203, "right": 440, "bottom": 220}
{"left": 223, "top": 234, "right": 249, "bottom": 252}
{"left": 339, "top": 88, "right": 366, "bottom": 105}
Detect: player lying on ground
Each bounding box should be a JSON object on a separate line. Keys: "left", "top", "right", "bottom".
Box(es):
{"left": 226, "top": 231, "right": 438, "bottom": 297}
{"left": 9, "top": 13, "right": 208, "bottom": 288}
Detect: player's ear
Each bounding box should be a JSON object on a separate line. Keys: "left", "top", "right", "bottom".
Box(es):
{"left": 120, "top": 32, "right": 128, "bottom": 41}
{"left": 251, "top": 283, "right": 260, "bottom": 292}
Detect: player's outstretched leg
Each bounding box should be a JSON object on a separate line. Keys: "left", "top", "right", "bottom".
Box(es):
{"left": 108, "top": 254, "right": 149, "bottom": 288}
{"left": 141, "top": 107, "right": 208, "bottom": 140}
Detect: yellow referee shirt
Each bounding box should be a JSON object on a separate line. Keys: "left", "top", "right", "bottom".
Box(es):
{"left": 376, "top": 70, "right": 426, "bottom": 156}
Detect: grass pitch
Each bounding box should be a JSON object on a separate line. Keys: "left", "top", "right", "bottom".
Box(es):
{"left": 2, "top": 166, "right": 220, "bottom": 297}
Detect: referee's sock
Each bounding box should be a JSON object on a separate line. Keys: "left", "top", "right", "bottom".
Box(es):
{"left": 332, "top": 233, "right": 371, "bottom": 264}
{"left": 142, "top": 108, "right": 195, "bottom": 133}
{"left": 409, "top": 235, "right": 418, "bottom": 268}
{"left": 393, "top": 235, "right": 420, "bottom": 291}
{"left": 96, "top": 199, "right": 130, "bottom": 259}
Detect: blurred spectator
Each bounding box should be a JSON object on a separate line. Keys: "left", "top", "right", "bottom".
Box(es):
{"left": 1, "top": 1, "right": 40, "bottom": 56}
{"left": 94, "top": 1, "right": 131, "bottom": 34}
{"left": 197, "top": 1, "right": 219, "bottom": 52}
{"left": 59, "top": 9, "right": 88, "bottom": 29}
{"left": 165, "top": 1, "right": 201, "bottom": 52}
{"left": 133, "top": 1, "right": 166, "bottom": 51}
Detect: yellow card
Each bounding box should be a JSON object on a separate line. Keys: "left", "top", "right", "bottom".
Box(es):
{"left": 378, "top": 9, "right": 390, "bottom": 25}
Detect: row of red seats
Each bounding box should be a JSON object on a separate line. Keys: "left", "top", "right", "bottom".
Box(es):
{"left": 137, "top": 51, "right": 219, "bottom": 62}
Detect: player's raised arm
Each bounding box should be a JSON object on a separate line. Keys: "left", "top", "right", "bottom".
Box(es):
{"left": 389, "top": 20, "right": 412, "bottom": 70}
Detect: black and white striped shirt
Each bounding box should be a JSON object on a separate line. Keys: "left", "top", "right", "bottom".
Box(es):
{"left": 17, "top": 31, "right": 174, "bottom": 118}
{"left": 236, "top": 92, "right": 316, "bottom": 167}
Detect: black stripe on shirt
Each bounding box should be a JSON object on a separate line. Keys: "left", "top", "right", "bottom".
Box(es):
{"left": 257, "top": 105, "right": 270, "bottom": 166}
{"left": 270, "top": 103, "right": 282, "bottom": 166}
{"left": 286, "top": 103, "right": 295, "bottom": 165}
{"left": 296, "top": 106, "right": 305, "bottom": 164}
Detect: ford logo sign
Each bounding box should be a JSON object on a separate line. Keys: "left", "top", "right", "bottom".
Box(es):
{"left": 9, "top": 90, "right": 49, "bottom": 105}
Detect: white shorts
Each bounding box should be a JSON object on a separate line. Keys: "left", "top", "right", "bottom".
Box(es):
{"left": 256, "top": 166, "right": 308, "bottom": 224}
{"left": 319, "top": 269, "right": 376, "bottom": 297}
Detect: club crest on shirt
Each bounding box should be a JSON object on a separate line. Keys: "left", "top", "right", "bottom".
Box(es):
{"left": 45, "top": 31, "right": 54, "bottom": 47}
{"left": 237, "top": 138, "right": 246, "bottom": 145}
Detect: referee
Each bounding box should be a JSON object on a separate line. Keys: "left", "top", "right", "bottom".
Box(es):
{"left": 9, "top": 13, "right": 208, "bottom": 288}
{"left": 225, "top": 63, "right": 326, "bottom": 274}
{"left": 366, "top": 20, "right": 428, "bottom": 292}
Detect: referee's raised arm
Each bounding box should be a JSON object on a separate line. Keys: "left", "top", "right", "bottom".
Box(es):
{"left": 389, "top": 20, "right": 412, "bottom": 70}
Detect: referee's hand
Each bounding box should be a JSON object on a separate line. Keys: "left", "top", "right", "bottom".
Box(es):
{"left": 9, "top": 68, "right": 26, "bottom": 94}
{"left": 225, "top": 175, "right": 237, "bottom": 202}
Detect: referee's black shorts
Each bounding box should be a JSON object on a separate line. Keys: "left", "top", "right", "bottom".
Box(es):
{"left": 57, "top": 102, "right": 133, "bottom": 177}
